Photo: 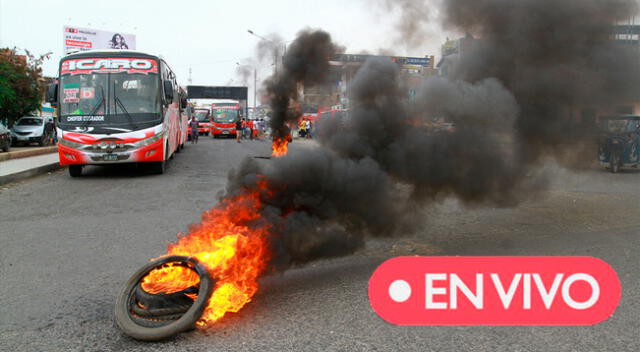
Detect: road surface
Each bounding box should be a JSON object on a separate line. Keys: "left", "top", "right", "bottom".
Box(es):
{"left": 1, "top": 137, "right": 638, "bottom": 351}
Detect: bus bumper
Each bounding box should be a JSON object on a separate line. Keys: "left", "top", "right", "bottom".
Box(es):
{"left": 211, "top": 127, "right": 236, "bottom": 136}
{"left": 58, "top": 138, "right": 165, "bottom": 166}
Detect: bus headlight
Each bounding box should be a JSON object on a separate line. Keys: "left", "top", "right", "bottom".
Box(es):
{"left": 58, "top": 138, "right": 86, "bottom": 149}
{"left": 131, "top": 131, "right": 165, "bottom": 148}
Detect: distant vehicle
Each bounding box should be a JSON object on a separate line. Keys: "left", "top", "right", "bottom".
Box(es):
{"left": 598, "top": 115, "right": 640, "bottom": 173}
{"left": 0, "top": 122, "right": 11, "bottom": 152}
{"left": 193, "top": 108, "right": 212, "bottom": 136}
{"left": 10, "top": 116, "right": 52, "bottom": 147}
{"left": 47, "top": 50, "right": 186, "bottom": 177}
{"left": 211, "top": 102, "right": 240, "bottom": 138}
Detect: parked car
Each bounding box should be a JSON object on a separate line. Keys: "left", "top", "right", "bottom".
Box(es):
{"left": 0, "top": 122, "right": 11, "bottom": 152}
{"left": 10, "top": 116, "right": 52, "bottom": 147}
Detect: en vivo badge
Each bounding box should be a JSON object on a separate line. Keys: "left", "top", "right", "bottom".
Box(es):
{"left": 368, "top": 257, "right": 621, "bottom": 325}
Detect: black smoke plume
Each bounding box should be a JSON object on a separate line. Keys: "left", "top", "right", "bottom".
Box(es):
{"left": 265, "top": 29, "right": 340, "bottom": 140}
{"left": 440, "top": 0, "right": 640, "bottom": 165}
{"left": 224, "top": 1, "right": 639, "bottom": 266}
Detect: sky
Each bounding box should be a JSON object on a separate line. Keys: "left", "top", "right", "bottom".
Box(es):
{"left": 0, "top": 0, "right": 449, "bottom": 103}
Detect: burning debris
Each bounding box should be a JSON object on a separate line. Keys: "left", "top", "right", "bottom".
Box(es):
{"left": 114, "top": 256, "right": 214, "bottom": 341}
{"left": 265, "top": 29, "right": 341, "bottom": 155}
{"left": 116, "top": 0, "right": 640, "bottom": 341}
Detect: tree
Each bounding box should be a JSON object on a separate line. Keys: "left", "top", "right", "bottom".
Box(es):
{"left": 0, "top": 48, "right": 51, "bottom": 126}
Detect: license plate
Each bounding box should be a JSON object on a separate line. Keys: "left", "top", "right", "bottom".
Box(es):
{"left": 223, "top": 131, "right": 229, "bottom": 134}
{"left": 103, "top": 154, "right": 118, "bottom": 161}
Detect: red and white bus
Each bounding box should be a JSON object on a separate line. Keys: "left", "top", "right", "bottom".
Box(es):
{"left": 47, "top": 50, "right": 185, "bottom": 177}
{"left": 193, "top": 108, "right": 212, "bottom": 136}
{"left": 210, "top": 102, "right": 241, "bottom": 138}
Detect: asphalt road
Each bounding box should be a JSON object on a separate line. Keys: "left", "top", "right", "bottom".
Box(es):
{"left": 1, "top": 137, "right": 639, "bottom": 352}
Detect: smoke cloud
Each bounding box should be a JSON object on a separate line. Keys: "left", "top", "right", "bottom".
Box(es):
{"left": 373, "top": 0, "right": 444, "bottom": 52}
{"left": 440, "top": 0, "right": 640, "bottom": 164}
{"left": 223, "top": 0, "right": 639, "bottom": 266}
{"left": 265, "top": 29, "right": 341, "bottom": 140}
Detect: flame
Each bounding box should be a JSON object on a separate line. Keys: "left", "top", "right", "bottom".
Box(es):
{"left": 141, "top": 180, "right": 272, "bottom": 327}
{"left": 271, "top": 135, "right": 292, "bottom": 157}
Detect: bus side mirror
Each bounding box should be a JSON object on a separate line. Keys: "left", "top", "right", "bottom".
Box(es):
{"left": 47, "top": 84, "right": 58, "bottom": 107}
{"left": 163, "top": 80, "right": 174, "bottom": 103}
{"left": 180, "top": 94, "right": 187, "bottom": 109}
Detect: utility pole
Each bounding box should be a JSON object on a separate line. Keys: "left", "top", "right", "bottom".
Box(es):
{"left": 254, "top": 68, "right": 257, "bottom": 109}
{"left": 188, "top": 66, "right": 192, "bottom": 85}
{"left": 274, "top": 48, "right": 278, "bottom": 76}
{"left": 248, "top": 29, "right": 279, "bottom": 76}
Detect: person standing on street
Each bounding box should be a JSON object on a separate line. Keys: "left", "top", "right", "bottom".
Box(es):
{"left": 235, "top": 118, "right": 243, "bottom": 143}
{"left": 189, "top": 116, "right": 199, "bottom": 144}
{"left": 305, "top": 118, "right": 312, "bottom": 139}
{"left": 44, "top": 117, "right": 55, "bottom": 145}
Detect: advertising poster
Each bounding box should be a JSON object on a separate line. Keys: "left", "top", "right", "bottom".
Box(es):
{"left": 63, "top": 26, "right": 136, "bottom": 55}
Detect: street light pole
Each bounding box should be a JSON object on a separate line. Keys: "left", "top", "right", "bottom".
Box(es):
{"left": 247, "top": 29, "right": 279, "bottom": 76}
{"left": 254, "top": 68, "right": 257, "bottom": 109}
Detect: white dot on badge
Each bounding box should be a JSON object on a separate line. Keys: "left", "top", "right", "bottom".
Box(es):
{"left": 388, "top": 280, "right": 412, "bottom": 303}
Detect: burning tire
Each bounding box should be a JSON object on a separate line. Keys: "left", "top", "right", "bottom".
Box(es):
{"left": 134, "top": 282, "right": 197, "bottom": 309}
{"left": 114, "top": 256, "right": 214, "bottom": 341}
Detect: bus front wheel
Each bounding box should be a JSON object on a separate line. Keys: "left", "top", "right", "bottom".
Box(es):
{"left": 151, "top": 161, "right": 165, "bottom": 175}
{"left": 69, "top": 165, "right": 82, "bottom": 177}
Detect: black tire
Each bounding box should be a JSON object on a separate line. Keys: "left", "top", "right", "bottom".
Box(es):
{"left": 151, "top": 161, "right": 166, "bottom": 174}
{"left": 69, "top": 165, "right": 82, "bottom": 177}
{"left": 38, "top": 135, "right": 45, "bottom": 146}
{"left": 2, "top": 140, "right": 9, "bottom": 152}
{"left": 114, "top": 256, "right": 214, "bottom": 341}
{"left": 135, "top": 283, "right": 197, "bottom": 309}
{"left": 130, "top": 302, "right": 192, "bottom": 318}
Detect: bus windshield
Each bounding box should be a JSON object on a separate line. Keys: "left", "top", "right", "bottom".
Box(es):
{"left": 194, "top": 110, "right": 210, "bottom": 122}
{"left": 58, "top": 62, "right": 162, "bottom": 132}
{"left": 213, "top": 108, "right": 239, "bottom": 123}
{"left": 603, "top": 118, "right": 640, "bottom": 133}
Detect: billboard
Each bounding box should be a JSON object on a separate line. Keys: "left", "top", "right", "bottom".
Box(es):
{"left": 63, "top": 26, "right": 136, "bottom": 55}
{"left": 331, "top": 54, "right": 432, "bottom": 67}
{"left": 187, "top": 86, "right": 248, "bottom": 100}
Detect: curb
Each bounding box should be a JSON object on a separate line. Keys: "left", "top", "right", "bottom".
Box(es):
{"left": 0, "top": 146, "right": 58, "bottom": 162}
{"left": 0, "top": 162, "right": 63, "bottom": 186}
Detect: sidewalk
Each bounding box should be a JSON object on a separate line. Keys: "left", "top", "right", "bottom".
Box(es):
{"left": 0, "top": 153, "right": 62, "bottom": 186}
{"left": 0, "top": 145, "right": 58, "bottom": 162}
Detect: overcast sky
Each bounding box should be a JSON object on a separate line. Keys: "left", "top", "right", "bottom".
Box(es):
{"left": 0, "top": 0, "right": 448, "bottom": 98}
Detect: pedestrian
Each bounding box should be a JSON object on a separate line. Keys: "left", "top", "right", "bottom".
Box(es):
{"left": 189, "top": 116, "right": 199, "bottom": 144}
{"left": 248, "top": 119, "right": 256, "bottom": 140}
{"left": 256, "top": 119, "right": 264, "bottom": 140}
{"left": 44, "top": 117, "right": 55, "bottom": 145}
{"left": 299, "top": 119, "right": 306, "bottom": 138}
{"left": 242, "top": 118, "right": 250, "bottom": 139}
{"left": 235, "top": 118, "right": 243, "bottom": 143}
{"left": 305, "top": 119, "right": 312, "bottom": 139}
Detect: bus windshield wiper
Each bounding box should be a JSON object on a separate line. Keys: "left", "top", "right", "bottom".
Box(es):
{"left": 113, "top": 83, "right": 138, "bottom": 130}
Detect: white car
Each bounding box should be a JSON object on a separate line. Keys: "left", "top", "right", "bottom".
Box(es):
{"left": 11, "top": 116, "right": 53, "bottom": 147}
